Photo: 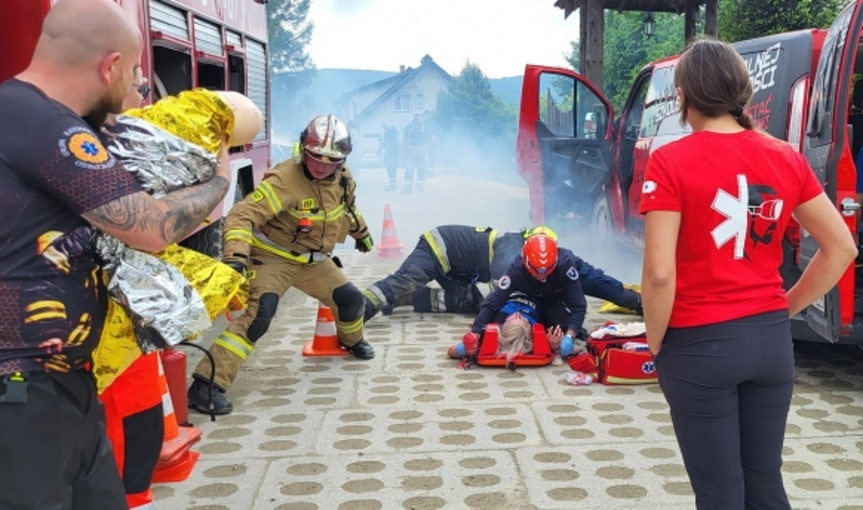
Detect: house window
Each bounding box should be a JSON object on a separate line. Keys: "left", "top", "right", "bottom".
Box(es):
{"left": 394, "top": 95, "right": 411, "bottom": 111}
{"left": 415, "top": 94, "right": 424, "bottom": 110}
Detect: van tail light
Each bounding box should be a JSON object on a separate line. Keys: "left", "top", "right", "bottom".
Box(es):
{"left": 787, "top": 77, "right": 808, "bottom": 151}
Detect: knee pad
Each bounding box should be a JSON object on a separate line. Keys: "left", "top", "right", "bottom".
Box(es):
{"left": 247, "top": 292, "right": 279, "bottom": 342}
{"left": 332, "top": 282, "right": 363, "bottom": 321}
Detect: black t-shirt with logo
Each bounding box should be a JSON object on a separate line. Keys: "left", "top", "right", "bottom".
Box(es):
{"left": 0, "top": 79, "right": 143, "bottom": 375}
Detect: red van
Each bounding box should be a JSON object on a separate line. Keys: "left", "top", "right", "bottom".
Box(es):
{"left": 516, "top": 0, "right": 863, "bottom": 343}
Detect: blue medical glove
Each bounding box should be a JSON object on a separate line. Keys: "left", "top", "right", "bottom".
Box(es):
{"left": 559, "top": 334, "right": 575, "bottom": 356}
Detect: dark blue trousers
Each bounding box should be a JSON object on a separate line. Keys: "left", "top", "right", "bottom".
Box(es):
{"left": 655, "top": 309, "right": 793, "bottom": 509}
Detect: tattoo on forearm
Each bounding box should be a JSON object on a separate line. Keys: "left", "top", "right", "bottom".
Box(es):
{"left": 158, "top": 176, "right": 230, "bottom": 242}
{"left": 84, "top": 176, "right": 229, "bottom": 245}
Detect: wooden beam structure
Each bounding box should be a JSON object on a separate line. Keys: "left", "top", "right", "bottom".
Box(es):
{"left": 554, "top": 0, "right": 719, "bottom": 88}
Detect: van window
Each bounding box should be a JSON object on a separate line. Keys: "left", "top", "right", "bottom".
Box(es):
{"left": 809, "top": 5, "right": 855, "bottom": 145}
{"left": 641, "top": 66, "right": 678, "bottom": 138}
{"left": 538, "top": 72, "right": 606, "bottom": 139}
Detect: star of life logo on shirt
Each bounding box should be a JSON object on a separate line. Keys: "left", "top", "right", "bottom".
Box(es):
{"left": 711, "top": 174, "right": 783, "bottom": 260}
{"left": 58, "top": 126, "right": 115, "bottom": 170}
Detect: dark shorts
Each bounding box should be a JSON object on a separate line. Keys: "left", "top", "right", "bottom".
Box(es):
{"left": 0, "top": 370, "right": 126, "bottom": 510}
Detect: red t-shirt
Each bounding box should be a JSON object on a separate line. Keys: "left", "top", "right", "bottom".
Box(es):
{"left": 639, "top": 130, "right": 823, "bottom": 328}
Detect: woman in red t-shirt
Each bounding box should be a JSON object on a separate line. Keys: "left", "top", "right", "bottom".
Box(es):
{"left": 640, "top": 39, "right": 857, "bottom": 509}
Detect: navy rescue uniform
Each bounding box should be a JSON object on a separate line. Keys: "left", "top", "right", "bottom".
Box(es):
{"left": 472, "top": 248, "right": 588, "bottom": 337}
{"left": 363, "top": 225, "right": 525, "bottom": 318}
{"left": 364, "top": 225, "right": 641, "bottom": 319}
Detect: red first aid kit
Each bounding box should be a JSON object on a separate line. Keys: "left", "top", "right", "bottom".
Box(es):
{"left": 567, "top": 323, "right": 657, "bottom": 385}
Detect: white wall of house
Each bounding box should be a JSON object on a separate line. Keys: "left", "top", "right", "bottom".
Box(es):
{"left": 348, "top": 66, "right": 451, "bottom": 165}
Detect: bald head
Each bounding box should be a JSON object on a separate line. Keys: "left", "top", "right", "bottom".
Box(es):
{"left": 19, "top": 0, "right": 143, "bottom": 122}
{"left": 35, "top": 0, "right": 141, "bottom": 69}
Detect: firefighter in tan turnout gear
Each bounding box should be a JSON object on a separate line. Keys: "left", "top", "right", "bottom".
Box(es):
{"left": 188, "top": 114, "right": 375, "bottom": 415}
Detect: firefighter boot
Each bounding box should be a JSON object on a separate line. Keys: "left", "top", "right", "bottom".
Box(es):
{"left": 363, "top": 293, "right": 379, "bottom": 322}
{"left": 187, "top": 375, "right": 233, "bottom": 415}
{"left": 363, "top": 289, "right": 392, "bottom": 321}
{"left": 342, "top": 339, "right": 375, "bottom": 360}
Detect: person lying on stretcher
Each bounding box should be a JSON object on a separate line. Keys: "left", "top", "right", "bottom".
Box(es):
{"left": 450, "top": 231, "right": 589, "bottom": 365}
{"left": 447, "top": 291, "right": 586, "bottom": 363}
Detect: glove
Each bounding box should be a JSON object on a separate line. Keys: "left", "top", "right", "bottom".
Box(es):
{"left": 462, "top": 331, "right": 480, "bottom": 357}
{"left": 559, "top": 334, "right": 575, "bottom": 357}
{"left": 224, "top": 260, "right": 247, "bottom": 277}
{"left": 355, "top": 234, "right": 374, "bottom": 253}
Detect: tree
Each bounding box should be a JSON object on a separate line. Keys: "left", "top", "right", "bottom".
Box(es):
{"left": 434, "top": 62, "right": 517, "bottom": 171}
{"left": 567, "top": 11, "right": 685, "bottom": 110}
{"left": 266, "top": 0, "right": 314, "bottom": 74}
{"left": 718, "top": 0, "right": 844, "bottom": 42}
{"left": 266, "top": 0, "right": 315, "bottom": 137}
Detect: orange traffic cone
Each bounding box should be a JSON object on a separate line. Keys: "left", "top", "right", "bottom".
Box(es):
{"left": 151, "top": 354, "right": 202, "bottom": 484}
{"left": 377, "top": 203, "right": 404, "bottom": 258}
{"left": 302, "top": 302, "right": 349, "bottom": 357}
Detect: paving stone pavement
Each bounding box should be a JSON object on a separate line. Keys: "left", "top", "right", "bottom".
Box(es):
{"left": 152, "top": 251, "right": 863, "bottom": 510}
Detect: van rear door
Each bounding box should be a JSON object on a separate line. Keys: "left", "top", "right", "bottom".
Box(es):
{"left": 517, "top": 65, "right": 614, "bottom": 230}
{"left": 801, "top": 1, "right": 863, "bottom": 342}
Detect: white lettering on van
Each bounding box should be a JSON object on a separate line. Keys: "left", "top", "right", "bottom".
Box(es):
{"left": 744, "top": 42, "right": 781, "bottom": 93}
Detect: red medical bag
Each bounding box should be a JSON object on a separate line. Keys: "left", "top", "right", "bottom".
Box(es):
{"left": 566, "top": 323, "right": 657, "bottom": 385}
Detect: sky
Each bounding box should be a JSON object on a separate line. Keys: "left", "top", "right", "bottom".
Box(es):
{"left": 307, "top": 0, "right": 580, "bottom": 79}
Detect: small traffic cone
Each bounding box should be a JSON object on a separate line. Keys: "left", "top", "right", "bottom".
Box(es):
{"left": 152, "top": 355, "right": 202, "bottom": 484}
{"left": 377, "top": 203, "right": 404, "bottom": 258}
{"left": 302, "top": 302, "right": 349, "bottom": 357}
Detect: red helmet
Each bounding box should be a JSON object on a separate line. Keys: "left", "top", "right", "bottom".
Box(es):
{"left": 522, "top": 233, "right": 558, "bottom": 281}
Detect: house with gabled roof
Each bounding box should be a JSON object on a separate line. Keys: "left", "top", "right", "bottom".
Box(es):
{"left": 336, "top": 55, "right": 451, "bottom": 166}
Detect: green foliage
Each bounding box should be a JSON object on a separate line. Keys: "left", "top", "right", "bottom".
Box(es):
{"left": 718, "top": 0, "right": 845, "bottom": 42}
{"left": 266, "top": 0, "right": 315, "bottom": 136}
{"left": 433, "top": 62, "right": 518, "bottom": 169}
{"left": 266, "top": 0, "right": 314, "bottom": 74}
{"left": 567, "top": 11, "right": 686, "bottom": 111}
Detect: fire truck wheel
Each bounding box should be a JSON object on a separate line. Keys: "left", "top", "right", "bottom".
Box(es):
{"left": 182, "top": 219, "right": 224, "bottom": 259}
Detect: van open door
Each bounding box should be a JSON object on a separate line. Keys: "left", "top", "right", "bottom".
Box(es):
{"left": 516, "top": 65, "right": 614, "bottom": 231}
{"left": 801, "top": 1, "right": 863, "bottom": 342}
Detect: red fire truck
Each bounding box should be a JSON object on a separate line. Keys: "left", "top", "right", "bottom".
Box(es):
{"left": 517, "top": 1, "right": 863, "bottom": 343}
{"left": 0, "top": 0, "right": 271, "bottom": 257}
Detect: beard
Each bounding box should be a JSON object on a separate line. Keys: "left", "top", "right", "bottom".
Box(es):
{"left": 81, "top": 88, "right": 124, "bottom": 130}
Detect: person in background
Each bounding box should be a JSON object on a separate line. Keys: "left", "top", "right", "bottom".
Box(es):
{"left": 640, "top": 38, "right": 856, "bottom": 510}
{"left": 401, "top": 113, "right": 434, "bottom": 193}
{"left": 381, "top": 120, "right": 400, "bottom": 191}
{"left": 188, "top": 114, "right": 375, "bottom": 416}
{"left": 0, "top": 0, "right": 232, "bottom": 507}
{"left": 363, "top": 224, "right": 642, "bottom": 321}
{"left": 458, "top": 231, "right": 588, "bottom": 363}
{"left": 446, "top": 291, "right": 568, "bottom": 363}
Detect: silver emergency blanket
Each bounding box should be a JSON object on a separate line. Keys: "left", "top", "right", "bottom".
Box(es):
{"left": 107, "top": 249, "right": 211, "bottom": 351}
{"left": 102, "top": 114, "right": 217, "bottom": 198}
{"left": 97, "top": 115, "right": 219, "bottom": 349}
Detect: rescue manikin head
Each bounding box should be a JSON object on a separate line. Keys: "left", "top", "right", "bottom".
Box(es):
{"left": 300, "top": 114, "right": 352, "bottom": 180}
{"left": 522, "top": 232, "right": 558, "bottom": 282}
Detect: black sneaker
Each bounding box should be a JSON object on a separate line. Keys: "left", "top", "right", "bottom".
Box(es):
{"left": 343, "top": 339, "right": 375, "bottom": 360}
{"left": 187, "top": 377, "right": 233, "bottom": 415}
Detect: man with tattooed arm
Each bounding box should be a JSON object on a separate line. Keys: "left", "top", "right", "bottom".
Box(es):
{"left": 0, "top": 0, "right": 231, "bottom": 507}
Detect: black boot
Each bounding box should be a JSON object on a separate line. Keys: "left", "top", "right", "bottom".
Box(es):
{"left": 187, "top": 376, "right": 233, "bottom": 415}
{"left": 363, "top": 295, "right": 379, "bottom": 322}
{"left": 343, "top": 339, "right": 375, "bottom": 360}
